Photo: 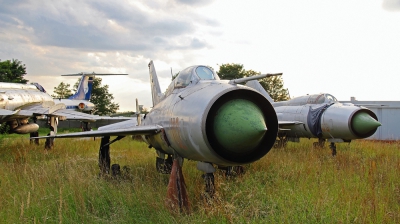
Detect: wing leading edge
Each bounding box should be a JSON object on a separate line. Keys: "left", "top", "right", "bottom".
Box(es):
{"left": 1, "top": 106, "right": 132, "bottom": 122}
{"left": 32, "top": 124, "right": 161, "bottom": 139}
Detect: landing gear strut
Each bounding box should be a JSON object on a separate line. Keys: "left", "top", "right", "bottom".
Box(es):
{"left": 202, "top": 173, "right": 215, "bottom": 197}
{"left": 196, "top": 162, "right": 216, "bottom": 199}
{"left": 81, "top": 121, "right": 91, "bottom": 131}
{"left": 29, "top": 117, "right": 39, "bottom": 145}
{"left": 98, "top": 136, "right": 125, "bottom": 175}
{"left": 99, "top": 136, "right": 111, "bottom": 174}
{"left": 313, "top": 138, "right": 325, "bottom": 148}
{"left": 156, "top": 154, "right": 173, "bottom": 174}
{"left": 329, "top": 142, "right": 337, "bottom": 156}
{"left": 274, "top": 135, "right": 288, "bottom": 148}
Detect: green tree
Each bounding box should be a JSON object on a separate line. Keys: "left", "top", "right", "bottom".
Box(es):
{"left": 73, "top": 77, "right": 119, "bottom": 115}
{"left": 0, "top": 59, "right": 28, "bottom": 83}
{"left": 217, "top": 63, "right": 246, "bottom": 80}
{"left": 52, "top": 82, "right": 73, "bottom": 99}
{"left": 217, "top": 63, "right": 290, "bottom": 102}
{"left": 258, "top": 75, "right": 290, "bottom": 102}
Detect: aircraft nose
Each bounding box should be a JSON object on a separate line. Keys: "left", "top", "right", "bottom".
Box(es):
{"left": 212, "top": 98, "right": 267, "bottom": 153}
{"left": 351, "top": 111, "right": 381, "bottom": 136}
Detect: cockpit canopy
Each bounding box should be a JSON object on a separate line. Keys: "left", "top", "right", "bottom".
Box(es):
{"left": 164, "top": 65, "right": 219, "bottom": 97}
{"left": 287, "top": 93, "right": 338, "bottom": 106}
{"left": 175, "top": 65, "right": 218, "bottom": 88}
{"left": 306, "top": 93, "right": 337, "bottom": 104}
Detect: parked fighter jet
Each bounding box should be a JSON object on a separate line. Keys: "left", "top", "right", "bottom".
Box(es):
{"left": 246, "top": 80, "right": 381, "bottom": 155}
{"left": 34, "top": 61, "right": 280, "bottom": 211}
{"left": 0, "top": 81, "right": 119, "bottom": 135}
{"left": 54, "top": 72, "right": 128, "bottom": 112}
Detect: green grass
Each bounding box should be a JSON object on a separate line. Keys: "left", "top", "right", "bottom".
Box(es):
{"left": 1, "top": 137, "right": 399, "bottom": 223}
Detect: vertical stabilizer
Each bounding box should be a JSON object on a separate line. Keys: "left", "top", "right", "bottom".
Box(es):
{"left": 148, "top": 60, "right": 164, "bottom": 107}
{"left": 63, "top": 73, "right": 128, "bottom": 101}
{"left": 68, "top": 74, "right": 94, "bottom": 100}
{"left": 246, "top": 80, "right": 274, "bottom": 103}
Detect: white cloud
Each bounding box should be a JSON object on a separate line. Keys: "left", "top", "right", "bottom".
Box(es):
{"left": 382, "top": 0, "right": 400, "bottom": 11}
{"left": 1, "top": 0, "right": 400, "bottom": 111}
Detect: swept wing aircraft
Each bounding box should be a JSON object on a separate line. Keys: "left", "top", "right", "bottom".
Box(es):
{"left": 34, "top": 60, "right": 280, "bottom": 211}
{"left": 54, "top": 72, "right": 128, "bottom": 112}
{"left": 246, "top": 80, "right": 381, "bottom": 155}
{"left": 0, "top": 81, "right": 120, "bottom": 135}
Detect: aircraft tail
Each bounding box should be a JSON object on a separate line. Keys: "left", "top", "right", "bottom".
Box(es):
{"left": 62, "top": 73, "right": 128, "bottom": 100}
{"left": 68, "top": 74, "right": 94, "bottom": 100}
{"left": 148, "top": 60, "right": 164, "bottom": 107}
{"left": 246, "top": 80, "right": 275, "bottom": 103}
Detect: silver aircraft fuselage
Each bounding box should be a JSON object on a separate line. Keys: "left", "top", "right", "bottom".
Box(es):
{"left": 0, "top": 82, "right": 55, "bottom": 133}
{"left": 0, "top": 83, "right": 54, "bottom": 121}
{"left": 116, "top": 64, "right": 279, "bottom": 166}
{"left": 142, "top": 79, "right": 278, "bottom": 166}
{"left": 275, "top": 93, "right": 380, "bottom": 142}
{"left": 42, "top": 63, "right": 280, "bottom": 166}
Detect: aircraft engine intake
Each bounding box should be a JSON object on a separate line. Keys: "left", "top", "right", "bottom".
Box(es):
{"left": 206, "top": 89, "right": 278, "bottom": 164}
{"left": 349, "top": 109, "right": 380, "bottom": 138}
{"left": 320, "top": 106, "right": 381, "bottom": 140}
{"left": 78, "top": 102, "right": 86, "bottom": 110}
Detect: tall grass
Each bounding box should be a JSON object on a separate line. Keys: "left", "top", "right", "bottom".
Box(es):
{"left": 0, "top": 137, "right": 399, "bottom": 223}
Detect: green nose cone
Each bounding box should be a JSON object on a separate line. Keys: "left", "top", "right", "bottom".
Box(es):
{"left": 352, "top": 112, "right": 381, "bottom": 135}
{"left": 213, "top": 99, "right": 266, "bottom": 153}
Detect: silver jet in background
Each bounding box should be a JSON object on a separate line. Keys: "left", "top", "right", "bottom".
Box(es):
{"left": 247, "top": 80, "right": 381, "bottom": 155}
{"left": 36, "top": 60, "right": 279, "bottom": 211}
{"left": 0, "top": 82, "right": 107, "bottom": 135}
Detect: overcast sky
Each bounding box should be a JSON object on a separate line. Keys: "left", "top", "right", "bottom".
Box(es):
{"left": 1, "top": 0, "right": 400, "bottom": 111}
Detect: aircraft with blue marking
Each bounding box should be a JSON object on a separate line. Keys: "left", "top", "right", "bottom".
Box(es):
{"left": 54, "top": 72, "right": 128, "bottom": 112}
{"left": 0, "top": 81, "right": 111, "bottom": 135}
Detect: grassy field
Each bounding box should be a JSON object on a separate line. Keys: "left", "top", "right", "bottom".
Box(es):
{"left": 0, "top": 135, "right": 399, "bottom": 223}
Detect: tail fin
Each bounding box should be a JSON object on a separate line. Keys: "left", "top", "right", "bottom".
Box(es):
{"left": 68, "top": 74, "right": 94, "bottom": 100}
{"left": 148, "top": 60, "right": 164, "bottom": 107}
{"left": 136, "top": 98, "right": 141, "bottom": 126}
{"left": 62, "top": 73, "right": 128, "bottom": 100}
{"left": 246, "top": 80, "right": 274, "bottom": 103}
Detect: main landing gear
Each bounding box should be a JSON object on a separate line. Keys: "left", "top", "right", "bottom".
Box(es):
{"left": 313, "top": 138, "right": 325, "bottom": 148}
{"left": 274, "top": 136, "right": 288, "bottom": 148}
{"left": 98, "top": 136, "right": 125, "bottom": 176}
{"left": 156, "top": 154, "right": 173, "bottom": 174}
{"left": 329, "top": 142, "right": 337, "bottom": 156}
{"left": 313, "top": 138, "right": 337, "bottom": 156}
{"left": 202, "top": 173, "right": 215, "bottom": 198}
{"left": 196, "top": 161, "right": 217, "bottom": 200}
